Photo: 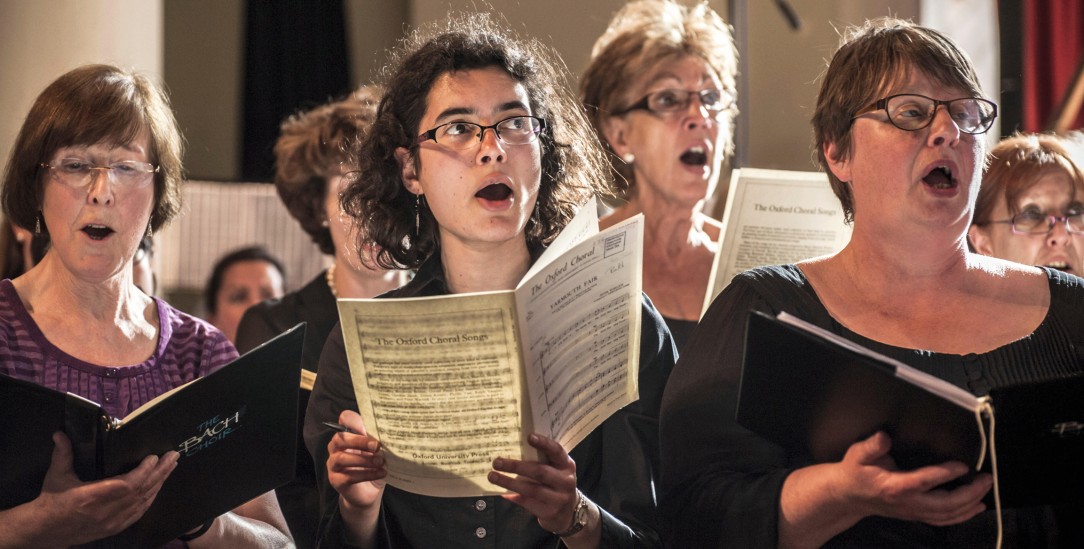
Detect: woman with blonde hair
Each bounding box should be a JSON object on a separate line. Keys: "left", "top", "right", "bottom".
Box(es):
{"left": 580, "top": 0, "right": 738, "bottom": 350}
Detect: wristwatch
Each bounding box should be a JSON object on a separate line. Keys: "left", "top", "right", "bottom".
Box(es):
{"left": 553, "top": 490, "right": 588, "bottom": 537}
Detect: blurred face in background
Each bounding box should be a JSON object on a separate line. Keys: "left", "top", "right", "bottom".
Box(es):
{"left": 969, "top": 169, "right": 1084, "bottom": 275}
{"left": 209, "top": 259, "right": 284, "bottom": 342}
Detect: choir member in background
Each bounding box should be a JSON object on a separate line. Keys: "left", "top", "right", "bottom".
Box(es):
{"left": 580, "top": 0, "right": 738, "bottom": 351}
{"left": 204, "top": 245, "right": 285, "bottom": 343}
{"left": 969, "top": 131, "right": 1084, "bottom": 275}
{"left": 235, "top": 86, "right": 408, "bottom": 549}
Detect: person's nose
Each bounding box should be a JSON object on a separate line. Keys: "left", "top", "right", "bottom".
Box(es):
{"left": 86, "top": 168, "right": 115, "bottom": 206}
{"left": 926, "top": 105, "right": 961, "bottom": 148}
{"left": 1047, "top": 217, "right": 1072, "bottom": 247}
{"left": 476, "top": 126, "right": 506, "bottom": 164}
{"left": 683, "top": 95, "right": 713, "bottom": 131}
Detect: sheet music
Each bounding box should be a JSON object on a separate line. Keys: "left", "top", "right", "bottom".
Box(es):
{"left": 704, "top": 168, "right": 851, "bottom": 314}
{"left": 338, "top": 293, "right": 530, "bottom": 497}
{"left": 336, "top": 207, "right": 643, "bottom": 497}
{"left": 517, "top": 215, "right": 643, "bottom": 450}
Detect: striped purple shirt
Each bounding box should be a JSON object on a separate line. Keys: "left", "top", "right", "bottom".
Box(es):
{"left": 0, "top": 279, "right": 237, "bottom": 419}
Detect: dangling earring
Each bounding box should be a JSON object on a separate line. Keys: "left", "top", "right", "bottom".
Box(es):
{"left": 622, "top": 153, "right": 635, "bottom": 164}
{"left": 34, "top": 212, "right": 41, "bottom": 235}
{"left": 414, "top": 195, "right": 421, "bottom": 237}
{"left": 145, "top": 223, "right": 153, "bottom": 239}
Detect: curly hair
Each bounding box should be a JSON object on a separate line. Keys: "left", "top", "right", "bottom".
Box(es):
{"left": 580, "top": 0, "right": 738, "bottom": 200}
{"left": 341, "top": 12, "right": 610, "bottom": 270}
{"left": 2, "top": 64, "right": 184, "bottom": 237}
{"left": 812, "top": 18, "right": 987, "bottom": 223}
{"left": 273, "top": 86, "right": 381, "bottom": 255}
{"left": 973, "top": 131, "right": 1084, "bottom": 226}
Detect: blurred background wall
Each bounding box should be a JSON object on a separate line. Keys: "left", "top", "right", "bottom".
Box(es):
{"left": 1, "top": 0, "right": 1077, "bottom": 312}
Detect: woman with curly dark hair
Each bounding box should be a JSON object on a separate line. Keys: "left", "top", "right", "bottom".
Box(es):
{"left": 304, "top": 12, "right": 676, "bottom": 549}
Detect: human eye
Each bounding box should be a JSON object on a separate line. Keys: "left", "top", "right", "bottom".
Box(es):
{"left": 111, "top": 161, "right": 140, "bottom": 175}
{"left": 650, "top": 90, "right": 685, "bottom": 111}
{"left": 699, "top": 89, "right": 723, "bottom": 108}
{"left": 499, "top": 116, "right": 531, "bottom": 133}
{"left": 57, "top": 158, "right": 91, "bottom": 173}
{"left": 889, "top": 96, "right": 930, "bottom": 120}
{"left": 441, "top": 122, "right": 477, "bottom": 137}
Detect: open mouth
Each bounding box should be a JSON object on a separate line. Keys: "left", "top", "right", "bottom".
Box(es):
{"left": 679, "top": 146, "right": 708, "bottom": 166}
{"left": 81, "top": 224, "right": 114, "bottom": 240}
{"left": 922, "top": 166, "right": 956, "bottom": 189}
{"left": 1045, "top": 261, "right": 1071, "bottom": 273}
{"left": 475, "top": 183, "right": 513, "bottom": 201}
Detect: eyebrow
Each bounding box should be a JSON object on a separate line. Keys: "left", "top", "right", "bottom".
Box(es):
{"left": 432, "top": 100, "right": 530, "bottom": 124}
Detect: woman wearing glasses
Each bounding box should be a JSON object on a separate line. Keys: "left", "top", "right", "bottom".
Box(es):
{"left": 0, "top": 65, "right": 291, "bottom": 548}
{"left": 969, "top": 132, "right": 1084, "bottom": 276}
{"left": 580, "top": 0, "right": 737, "bottom": 352}
{"left": 304, "top": 13, "right": 676, "bottom": 549}
{"left": 660, "top": 18, "right": 1084, "bottom": 548}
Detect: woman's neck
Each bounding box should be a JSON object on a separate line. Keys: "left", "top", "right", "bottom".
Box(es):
{"left": 330, "top": 259, "right": 407, "bottom": 299}
{"left": 439, "top": 238, "right": 532, "bottom": 294}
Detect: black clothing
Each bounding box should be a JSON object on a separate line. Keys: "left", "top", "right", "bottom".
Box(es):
{"left": 236, "top": 272, "right": 337, "bottom": 549}
{"left": 660, "top": 264, "right": 1084, "bottom": 548}
{"left": 305, "top": 255, "right": 676, "bottom": 548}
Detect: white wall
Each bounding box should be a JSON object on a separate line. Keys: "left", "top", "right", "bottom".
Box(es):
{"left": 0, "top": 0, "right": 163, "bottom": 181}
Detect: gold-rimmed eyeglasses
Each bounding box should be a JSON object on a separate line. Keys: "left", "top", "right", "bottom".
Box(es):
{"left": 40, "top": 158, "right": 158, "bottom": 189}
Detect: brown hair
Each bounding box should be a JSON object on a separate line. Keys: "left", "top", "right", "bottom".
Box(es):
{"left": 344, "top": 12, "right": 610, "bottom": 269}
{"left": 274, "top": 86, "right": 381, "bottom": 255}
{"left": 2, "top": 64, "right": 184, "bottom": 237}
{"left": 973, "top": 131, "right": 1084, "bottom": 225}
{"left": 580, "top": 0, "right": 737, "bottom": 199}
{"left": 812, "top": 18, "right": 986, "bottom": 223}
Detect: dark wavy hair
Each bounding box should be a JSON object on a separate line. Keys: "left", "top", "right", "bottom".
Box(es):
{"left": 812, "top": 18, "right": 986, "bottom": 223}
{"left": 273, "top": 86, "right": 381, "bottom": 255}
{"left": 342, "top": 12, "right": 610, "bottom": 269}
{"left": 2, "top": 64, "right": 184, "bottom": 238}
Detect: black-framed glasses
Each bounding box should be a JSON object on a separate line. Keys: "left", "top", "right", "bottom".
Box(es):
{"left": 40, "top": 158, "right": 158, "bottom": 189}
{"left": 853, "top": 94, "right": 998, "bottom": 134}
{"left": 987, "top": 210, "right": 1084, "bottom": 235}
{"left": 613, "top": 88, "right": 735, "bottom": 117}
{"left": 416, "top": 115, "right": 546, "bottom": 150}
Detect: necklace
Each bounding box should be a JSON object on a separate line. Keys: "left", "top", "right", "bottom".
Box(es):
{"left": 326, "top": 263, "right": 338, "bottom": 298}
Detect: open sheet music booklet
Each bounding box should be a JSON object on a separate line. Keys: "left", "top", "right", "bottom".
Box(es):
{"left": 738, "top": 311, "right": 1084, "bottom": 511}
{"left": 337, "top": 199, "right": 644, "bottom": 497}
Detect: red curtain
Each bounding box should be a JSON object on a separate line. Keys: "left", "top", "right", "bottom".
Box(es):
{"left": 1023, "top": 0, "right": 1084, "bottom": 131}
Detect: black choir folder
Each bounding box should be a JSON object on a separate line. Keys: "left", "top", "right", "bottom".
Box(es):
{"left": 0, "top": 323, "right": 305, "bottom": 548}
{"left": 737, "top": 311, "right": 1084, "bottom": 508}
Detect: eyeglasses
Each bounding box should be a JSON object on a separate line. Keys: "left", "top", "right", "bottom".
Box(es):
{"left": 853, "top": 94, "right": 998, "bottom": 134}
{"left": 40, "top": 158, "right": 158, "bottom": 189}
{"left": 987, "top": 210, "right": 1084, "bottom": 235}
{"left": 416, "top": 115, "right": 546, "bottom": 150}
{"left": 614, "top": 88, "right": 735, "bottom": 117}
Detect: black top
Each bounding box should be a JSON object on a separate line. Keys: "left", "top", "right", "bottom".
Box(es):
{"left": 304, "top": 255, "right": 677, "bottom": 548}
{"left": 236, "top": 272, "right": 338, "bottom": 549}
{"left": 660, "top": 316, "right": 697, "bottom": 356}
{"left": 659, "top": 264, "right": 1084, "bottom": 548}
